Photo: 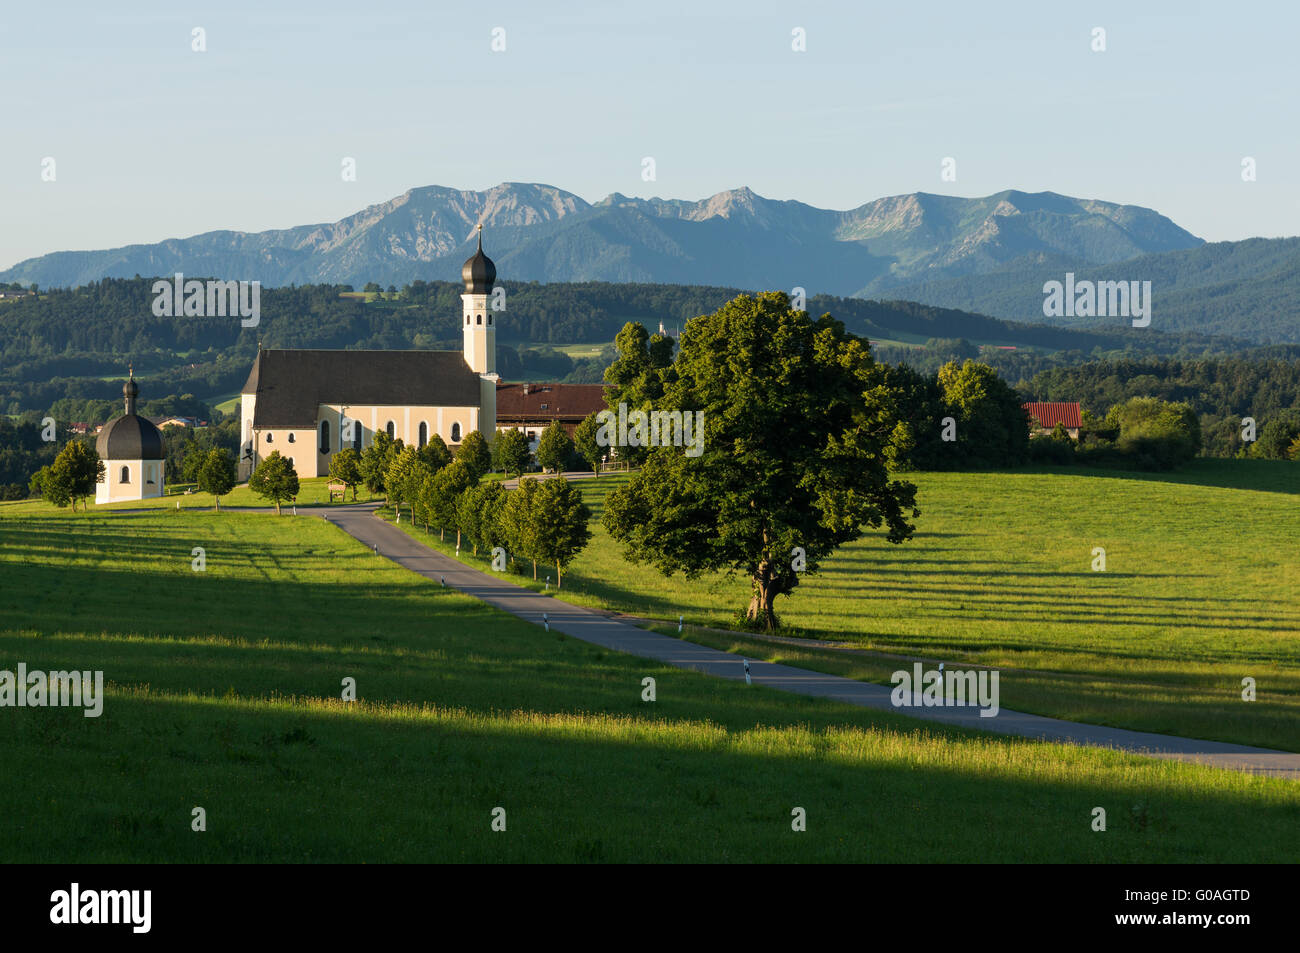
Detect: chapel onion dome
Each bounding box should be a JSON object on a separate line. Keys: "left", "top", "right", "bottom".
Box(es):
{"left": 461, "top": 227, "right": 496, "bottom": 294}
{"left": 95, "top": 373, "right": 165, "bottom": 461}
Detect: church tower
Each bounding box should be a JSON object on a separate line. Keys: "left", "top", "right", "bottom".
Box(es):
{"left": 460, "top": 225, "right": 499, "bottom": 441}
{"left": 461, "top": 225, "right": 496, "bottom": 375}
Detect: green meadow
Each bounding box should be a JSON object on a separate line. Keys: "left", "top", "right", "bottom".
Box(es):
{"left": 0, "top": 504, "right": 1297, "bottom": 862}
{"left": 390, "top": 461, "right": 1300, "bottom": 752}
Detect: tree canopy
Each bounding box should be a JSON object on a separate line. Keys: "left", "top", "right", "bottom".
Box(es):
{"left": 602, "top": 292, "right": 919, "bottom": 630}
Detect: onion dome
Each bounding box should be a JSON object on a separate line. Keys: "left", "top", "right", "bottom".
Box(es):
{"left": 96, "top": 371, "right": 164, "bottom": 460}
{"left": 461, "top": 225, "right": 496, "bottom": 294}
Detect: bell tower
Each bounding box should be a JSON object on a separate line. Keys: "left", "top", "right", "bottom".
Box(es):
{"left": 461, "top": 224, "right": 496, "bottom": 375}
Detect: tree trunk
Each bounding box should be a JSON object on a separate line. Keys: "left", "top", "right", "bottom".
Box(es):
{"left": 439, "top": 527, "right": 445, "bottom": 541}
{"left": 745, "top": 563, "right": 780, "bottom": 631}
{"left": 275, "top": 501, "right": 282, "bottom": 515}
{"left": 556, "top": 562, "right": 562, "bottom": 589}
{"left": 532, "top": 560, "right": 537, "bottom": 580}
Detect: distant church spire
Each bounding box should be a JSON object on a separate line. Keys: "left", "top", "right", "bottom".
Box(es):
{"left": 123, "top": 365, "right": 139, "bottom": 416}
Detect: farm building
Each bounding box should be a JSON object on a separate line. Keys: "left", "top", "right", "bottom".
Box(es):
{"left": 1023, "top": 402, "right": 1082, "bottom": 440}
{"left": 495, "top": 382, "right": 606, "bottom": 451}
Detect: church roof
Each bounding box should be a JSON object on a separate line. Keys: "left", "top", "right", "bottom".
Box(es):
{"left": 96, "top": 414, "right": 165, "bottom": 461}
{"left": 243, "top": 349, "right": 482, "bottom": 427}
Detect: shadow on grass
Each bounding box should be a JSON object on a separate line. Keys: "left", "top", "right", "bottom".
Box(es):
{"left": 1, "top": 691, "right": 1295, "bottom": 863}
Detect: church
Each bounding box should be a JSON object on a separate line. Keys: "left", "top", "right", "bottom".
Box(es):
{"left": 95, "top": 373, "right": 166, "bottom": 503}
{"left": 237, "top": 229, "right": 501, "bottom": 480}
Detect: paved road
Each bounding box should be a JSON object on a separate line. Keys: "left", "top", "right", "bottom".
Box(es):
{"left": 318, "top": 503, "right": 1300, "bottom": 780}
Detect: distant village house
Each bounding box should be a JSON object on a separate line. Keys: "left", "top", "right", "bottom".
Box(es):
{"left": 1023, "top": 402, "right": 1082, "bottom": 440}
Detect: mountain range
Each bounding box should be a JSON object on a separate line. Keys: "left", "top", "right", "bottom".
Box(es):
{"left": 3, "top": 182, "right": 1296, "bottom": 344}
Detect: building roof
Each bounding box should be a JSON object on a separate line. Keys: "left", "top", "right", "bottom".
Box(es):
{"left": 1023, "top": 402, "right": 1082, "bottom": 429}
{"left": 96, "top": 414, "right": 165, "bottom": 460}
{"left": 495, "top": 382, "right": 607, "bottom": 421}
{"left": 243, "top": 349, "right": 482, "bottom": 428}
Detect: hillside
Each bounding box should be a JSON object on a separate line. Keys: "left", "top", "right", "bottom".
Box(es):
{"left": 0, "top": 277, "right": 1254, "bottom": 418}
{"left": 889, "top": 237, "right": 1300, "bottom": 344}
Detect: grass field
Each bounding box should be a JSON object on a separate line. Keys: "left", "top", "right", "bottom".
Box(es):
{"left": 1, "top": 505, "right": 1297, "bottom": 862}
{"left": 387, "top": 461, "right": 1300, "bottom": 752}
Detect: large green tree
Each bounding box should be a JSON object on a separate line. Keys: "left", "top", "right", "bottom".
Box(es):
{"left": 385, "top": 445, "right": 429, "bottom": 522}
{"left": 1106, "top": 396, "right": 1201, "bottom": 469}
{"left": 602, "top": 322, "right": 676, "bottom": 466}
{"left": 249, "top": 450, "right": 299, "bottom": 515}
{"left": 455, "top": 480, "right": 507, "bottom": 556}
{"left": 328, "top": 447, "right": 363, "bottom": 500}
{"left": 417, "top": 433, "right": 452, "bottom": 473}
{"left": 46, "top": 440, "right": 104, "bottom": 511}
{"left": 455, "top": 429, "right": 492, "bottom": 481}
{"left": 572, "top": 411, "right": 605, "bottom": 475}
{"left": 535, "top": 421, "right": 574, "bottom": 474}
{"left": 492, "top": 428, "right": 531, "bottom": 478}
{"left": 417, "top": 458, "right": 475, "bottom": 541}
{"left": 1249, "top": 412, "right": 1300, "bottom": 460}
{"left": 360, "top": 431, "right": 401, "bottom": 497}
{"left": 500, "top": 476, "right": 542, "bottom": 578}
{"left": 530, "top": 477, "right": 592, "bottom": 588}
{"left": 197, "top": 447, "right": 236, "bottom": 510}
{"left": 934, "top": 359, "right": 1030, "bottom": 469}
{"left": 602, "top": 292, "right": 919, "bottom": 630}
{"left": 31, "top": 464, "right": 71, "bottom": 508}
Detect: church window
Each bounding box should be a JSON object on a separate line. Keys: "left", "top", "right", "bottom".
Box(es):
{"left": 451, "top": 422, "right": 461, "bottom": 443}
{"left": 265, "top": 433, "right": 273, "bottom": 443}
{"left": 477, "top": 314, "right": 482, "bottom": 325}
{"left": 466, "top": 315, "right": 471, "bottom": 325}
{"left": 386, "top": 421, "right": 395, "bottom": 439}
{"left": 352, "top": 423, "right": 362, "bottom": 450}
{"left": 288, "top": 433, "right": 296, "bottom": 443}
{"left": 540, "top": 403, "right": 548, "bottom": 410}
{"left": 418, "top": 422, "right": 428, "bottom": 448}
{"left": 487, "top": 314, "right": 492, "bottom": 325}
{"left": 319, "top": 420, "right": 331, "bottom": 454}
{"left": 119, "top": 466, "right": 129, "bottom": 483}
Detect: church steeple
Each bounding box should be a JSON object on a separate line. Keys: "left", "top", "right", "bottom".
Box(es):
{"left": 460, "top": 226, "right": 496, "bottom": 374}
{"left": 124, "top": 365, "right": 139, "bottom": 416}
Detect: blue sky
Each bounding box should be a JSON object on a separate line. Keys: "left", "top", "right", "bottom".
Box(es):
{"left": 1, "top": 0, "right": 1295, "bottom": 269}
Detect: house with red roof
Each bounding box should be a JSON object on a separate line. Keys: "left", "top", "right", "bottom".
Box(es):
{"left": 1023, "top": 402, "right": 1082, "bottom": 440}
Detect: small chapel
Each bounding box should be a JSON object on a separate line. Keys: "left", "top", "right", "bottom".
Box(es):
{"left": 237, "top": 229, "right": 501, "bottom": 480}
{"left": 95, "top": 372, "right": 166, "bottom": 503}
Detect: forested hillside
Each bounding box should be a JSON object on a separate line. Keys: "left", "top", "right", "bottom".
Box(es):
{"left": 2, "top": 276, "right": 1242, "bottom": 419}
{"left": 888, "top": 237, "right": 1300, "bottom": 344}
